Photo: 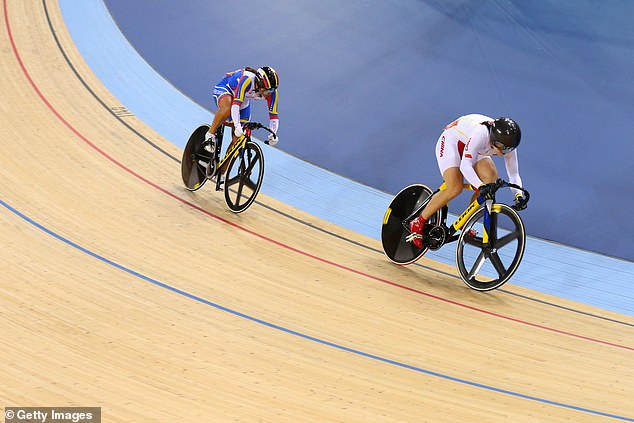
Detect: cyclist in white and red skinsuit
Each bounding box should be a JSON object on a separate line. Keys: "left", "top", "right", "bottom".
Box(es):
{"left": 408, "top": 114, "right": 527, "bottom": 248}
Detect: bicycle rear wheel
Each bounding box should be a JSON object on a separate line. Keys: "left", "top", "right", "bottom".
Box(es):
{"left": 381, "top": 184, "right": 440, "bottom": 265}
{"left": 181, "top": 125, "right": 212, "bottom": 191}
{"left": 224, "top": 141, "right": 264, "bottom": 213}
{"left": 456, "top": 203, "right": 526, "bottom": 291}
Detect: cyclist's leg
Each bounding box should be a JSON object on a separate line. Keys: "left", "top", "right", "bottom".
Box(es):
{"left": 474, "top": 156, "right": 498, "bottom": 182}
{"left": 422, "top": 167, "right": 463, "bottom": 219}
{"left": 421, "top": 133, "right": 464, "bottom": 220}
{"left": 210, "top": 92, "right": 232, "bottom": 135}
{"left": 409, "top": 134, "right": 463, "bottom": 246}
{"left": 470, "top": 156, "right": 499, "bottom": 202}
{"left": 408, "top": 167, "right": 462, "bottom": 246}
{"left": 204, "top": 93, "right": 232, "bottom": 178}
{"left": 218, "top": 103, "right": 251, "bottom": 175}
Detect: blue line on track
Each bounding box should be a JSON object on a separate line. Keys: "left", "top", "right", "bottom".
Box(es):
{"left": 1, "top": 197, "right": 631, "bottom": 422}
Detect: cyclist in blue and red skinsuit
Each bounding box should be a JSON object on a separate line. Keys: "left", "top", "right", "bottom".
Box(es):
{"left": 204, "top": 66, "right": 279, "bottom": 177}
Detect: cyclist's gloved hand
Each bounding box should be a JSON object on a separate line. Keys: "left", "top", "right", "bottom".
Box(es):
{"left": 478, "top": 182, "right": 497, "bottom": 200}
{"left": 234, "top": 125, "right": 244, "bottom": 138}
{"left": 513, "top": 193, "right": 528, "bottom": 211}
{"left": 267, "top": 133, "right": 278, "bottom": 146}
{"left": 204, "top": 131, "right": 216, "bottom": 143}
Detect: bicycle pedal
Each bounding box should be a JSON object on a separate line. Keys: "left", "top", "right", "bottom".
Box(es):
{"left": 203, "top": 142, "right": 215, "bottom": 153}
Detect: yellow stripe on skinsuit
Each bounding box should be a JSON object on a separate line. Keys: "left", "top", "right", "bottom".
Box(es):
{"left": 450, "top": 115, "right": 481, "bottom": 138}
{"left": 237, "top": 77, "right": 251, "bottom": 102}
{"left": 455, "top": 128, "right": 468, "bottom": 138}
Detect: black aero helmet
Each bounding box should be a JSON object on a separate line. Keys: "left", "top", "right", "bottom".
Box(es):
{"left": 489, "top": 117, "right": 521, "bottom": 153}
{"left": 255, "top": 66, "right": 279, "bottom": 91}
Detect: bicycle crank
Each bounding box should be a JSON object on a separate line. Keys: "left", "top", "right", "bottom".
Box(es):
{"left": 425, "top": 226, "right": 448, "bottom": 250}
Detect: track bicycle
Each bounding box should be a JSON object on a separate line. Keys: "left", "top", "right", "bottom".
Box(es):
{"left": 381, "top": 179, "right": 530, "bottom": 291}
{"left": 181, "top": 122, "right": 274, "bottom": 213}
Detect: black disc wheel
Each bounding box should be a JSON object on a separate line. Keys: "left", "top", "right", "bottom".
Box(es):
{"left": 456, "top": 203, "right": 526, "bottom": 291}
{"left": 223, "top": 141, "right": 264, "bottom": 213}
{"left": 181, "top": 125, "right": 212, "bottom": 191}
{"left": 381, "top": 184, "right": 441, "bottom": 265}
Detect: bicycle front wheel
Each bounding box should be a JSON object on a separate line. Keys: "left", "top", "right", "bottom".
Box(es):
{"left": 224, "top": 141, "right": 264, "bottom": 213}
{"left": 456, "top": 203, "right": 526, "bottom": 291}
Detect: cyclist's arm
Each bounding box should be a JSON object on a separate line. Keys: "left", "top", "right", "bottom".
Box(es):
{"left": 266, "top": 90, "right": 279, "bottom": 134}
{"left": 230, "top": 75, "right": 253, "bottom": 128}
{"left": 503, "top": 150, "right": 523, "bottom": 196}
{"left": 230, "top": 105, "right": 242, "bottom": 129}
{"left": 460, "top": 155, "right": 483, "bottom": 189}
{"left": 459, "top": 134, "right": 486, "bottom": 189}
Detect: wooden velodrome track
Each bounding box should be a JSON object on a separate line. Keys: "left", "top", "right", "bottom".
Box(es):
{"left": 1, "top": 1, "right": 632, "bottom": 422}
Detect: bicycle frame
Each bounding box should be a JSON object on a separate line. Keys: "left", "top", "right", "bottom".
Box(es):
{"left": 212, "top": 123, "right": 273, "bottom": 177}
{"left": 406, "top": 180, "right": 527, "bottom": 248}
{"left": 216, "top": 134, "right": 248, "bottom": 171}
{"left": 206, "top": 125, "right": 252, "bottom": 191}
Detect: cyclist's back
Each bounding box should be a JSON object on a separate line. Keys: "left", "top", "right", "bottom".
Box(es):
{"left": 218, "top": 69, "right": 268, "bottom": 103}
{"left": 441, "top": 114, "right": 491, "bottom": 151}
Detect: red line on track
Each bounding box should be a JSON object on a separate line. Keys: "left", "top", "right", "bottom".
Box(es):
{"left": 4, "top": 0, "right": 631, "bottom": 352}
